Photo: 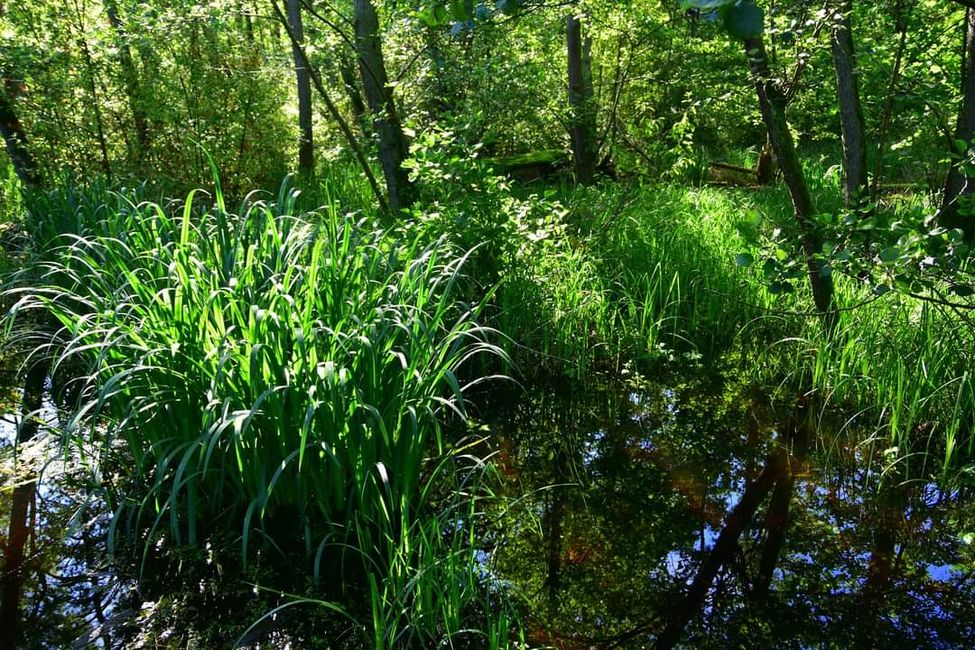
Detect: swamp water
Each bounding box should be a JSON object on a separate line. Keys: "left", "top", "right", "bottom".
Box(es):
{"left": 3, "top": 367, "right": 974, "bottom": 648}
{"left": 471, "top": 368, "right": 975, "bottom": 648}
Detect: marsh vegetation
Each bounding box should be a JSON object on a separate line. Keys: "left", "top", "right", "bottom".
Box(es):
{"left": 1, "top": 0, "right": 975, "bottom": 648}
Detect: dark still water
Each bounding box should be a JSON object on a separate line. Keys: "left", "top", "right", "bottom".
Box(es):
{"left": 473, "top": 369, "right": 975, "bottom": 649}
{"left": 5, "top": 367, "right": 975, "bottom": 648}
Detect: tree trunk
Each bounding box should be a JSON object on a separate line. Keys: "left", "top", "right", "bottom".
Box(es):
{"left": 567, "top": 15, "right": 596, "bottom": 185}
{"left": 830, "top": 0, "right": 868, "bottom": 209}
{"left": 744, "top": 36, "right": 836, "bottom": 332}
{"left": 0, "top": 362, "right": 47, "bottom": 650}
{"left": 354, "top": 0, "right": 414, "bottom": 213}
{"left": 286, "top": 0, "right": 314, "bottom": 176}
{"left": 72, "top": 0, "right": 112, "bottom": 182}
{"left": 423, "top": 25, "right": 450, "bottom": 121}
{"left": 339, "top": 52, "right": 368, "bottom": 137}
{"left": 270, "top": 0, "right": 388, "bottom": 214}
{"left": 752, "top": 473, "right": 793, "bottom": 596}
{"left": 105, "top": 0, "right": 150, "bottom": 164}
{"left": 865, "top": 481, "right": 908, "bottom": 589}
{"left": 544, "top": 448, "right": 566, "bottom": 609}
{"left": 0, "top": 82, "right": 36, "bottom": 186}
{"left": 873, "top": 0, "right": 909, "bottom": 198}
{"left": 940, "top": 8, "right": 975, "bottom": 241}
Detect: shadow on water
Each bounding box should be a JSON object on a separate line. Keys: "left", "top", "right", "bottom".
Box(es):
{"left": 472, "top": 368, "right": 975, "bottom": 649}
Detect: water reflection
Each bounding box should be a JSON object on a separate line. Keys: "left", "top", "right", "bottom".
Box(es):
{"left": 0, "top": 386, "right": 117, "bottom": 649}
{"left": 476, "top": 370, "right": 975, "bottom": 649}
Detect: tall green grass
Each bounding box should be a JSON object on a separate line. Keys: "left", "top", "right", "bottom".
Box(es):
{"left": 505, "top": 177, "right": 975, "bottom": 479}
{"left": 785, "top": 283, "right": 975, "bottom": 481}
{"left": 8, "top": 177, "right": 517, "bottom": 645}
{"left": 493, "top": 184, "right": 793, "bottom": 376}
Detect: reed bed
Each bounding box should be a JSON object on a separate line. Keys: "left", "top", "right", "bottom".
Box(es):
{"left": 8, "top": 177, "right": 515, "bottom": 645}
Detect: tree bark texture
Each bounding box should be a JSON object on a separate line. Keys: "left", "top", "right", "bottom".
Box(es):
{"left": 744, "top": 36, "right": 836, "bottom": 332}
{"left": 0, "top": 362, "right": 47, "bottom": 650}
{"left": 354, "top": 0, "right": 414, "bottom": 212}
{"left": 287, "top": 0, "right": 314, "bottom": 175}
{"left": 940, "top": 8, "right": 975, "bottom": 241}
{"left": 567, "top": 15, "right": 596, "bottom": 185}
{"left": 830, "top": 0, "right": 868, "bottom": 208}
{"left": 105, "top": 0, "right": 150, "bottom": 163}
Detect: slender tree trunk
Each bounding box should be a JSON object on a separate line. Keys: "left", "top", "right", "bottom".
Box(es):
{"left": 287, "top": 0, "right": 314, "bottom": 175}
{"left": 339, "top": 52, "right": 368, "bottom": 136}
{"left": 354, "top": 0, "right": 414, "bottom": 213}
{"left": 423, "top": 25, "right": 450, "bottom": 120}
{"left": 544, "top": 448, "right": 566, "bottom": 609}
{"left": 830, "top": 0, "right": 868, "bottom": 208}
{"left": 105, "top": 0, "right": 150, "bottom": 164}
{"left": 752, "top": 473, "right": 793, "bottom": 596}
{"left": 270, "top": 0, "right": 388, "bottom": 214}
{"left": 865, "top": 480, "right": 908, "bottom": 589}
{"left": 940, "top": 8, "right": 975, "bottom": 241}
{"left": 744, "top": 36, "right": 836, "bottom": 332}
{"left": 567, "top": 15, "right": 596, "bottom": 185}
{"left": 0, "top": 81, "right": 36, "bottom": 186}
{"left": 873, "top": 1, "right": 909, "bottom": 198}
{"left": 0, "top": 361, "right": 47, "bottom": 650}
{"left": 72, "top": 0, "right": 113, "bottom": 182}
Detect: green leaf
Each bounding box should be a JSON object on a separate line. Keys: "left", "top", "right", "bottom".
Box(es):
{"left": 735, "top": 252, "right": 754, "bottom": 267}
{"left": 723, "top": 1, "right": 764, "bottom": 40}
{"left": 680, "top": 0, "right": 737, "bottom": 9}
{"left": 449, "top": 0, "right": 470, "bottom": 21}
{"left": 418, "top": 4, "right": 450, "bottom": 26}
{"left": 879, "top": 247, "right": 900, "bottom": 263}
{"left": 496, "top": 0, "right": 521, "bottom": 15}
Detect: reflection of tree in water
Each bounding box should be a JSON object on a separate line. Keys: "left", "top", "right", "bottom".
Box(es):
{"left": 484, "top": 371, "right": 975, "bottom": 648}
{"left": 0, "top": 368, "right": 119, "bottom": 650}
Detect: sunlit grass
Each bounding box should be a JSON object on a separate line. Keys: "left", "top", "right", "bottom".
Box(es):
{"left": 8, "top": 176, "right": 518, "bottom": 644}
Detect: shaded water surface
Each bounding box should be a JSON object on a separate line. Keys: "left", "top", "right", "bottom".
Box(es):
{"left": 4, "top": 368, "right": 975, "bottom": 648}
{"left": 475, "top": 369, "right": 975, "bottom": 649}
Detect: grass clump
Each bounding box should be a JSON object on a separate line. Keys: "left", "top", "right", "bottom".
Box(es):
{"left": 9, "top": 178, "right": 516, "bottom": 645}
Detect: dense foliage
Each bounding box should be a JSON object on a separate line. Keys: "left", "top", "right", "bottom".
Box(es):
{"left": 2, "top": 0, "right": 975, "bottom": 647}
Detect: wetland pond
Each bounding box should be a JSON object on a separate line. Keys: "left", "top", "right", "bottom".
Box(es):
{"left": 5, "top": 366, "right": 975, "bottom": 648}
{"left": 471, "top": 367, "right": 975, "bottom": 648}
